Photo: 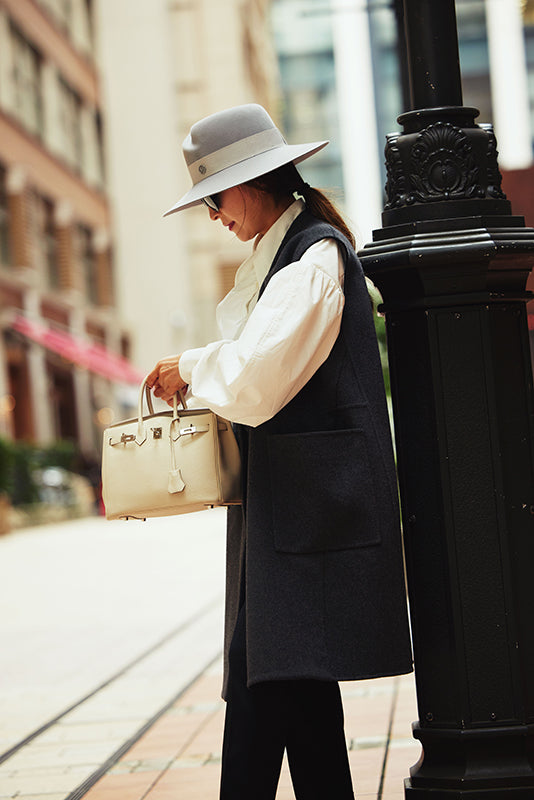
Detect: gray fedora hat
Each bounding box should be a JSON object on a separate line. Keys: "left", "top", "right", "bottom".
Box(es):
{"left": 163, "top": 104, "right": 328, "bottom": 216}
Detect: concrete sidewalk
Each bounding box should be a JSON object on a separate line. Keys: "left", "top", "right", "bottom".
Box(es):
{"left": 0, "top": 513, "right": 227, "bottom": 800}
{"left": 0, "top": 513, "right": 420, "bottom": 799}
{"left": 82, "top": 662, "right": 420, "bottom": 800}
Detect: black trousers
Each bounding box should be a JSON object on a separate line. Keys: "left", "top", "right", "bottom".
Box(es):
{"left": 220, "top": 605, "right": 355, "bottom": 800}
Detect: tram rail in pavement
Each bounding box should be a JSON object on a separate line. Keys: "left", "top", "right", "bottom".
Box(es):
{"left": 0, "top": 511, "right": 227, "bottom": 799}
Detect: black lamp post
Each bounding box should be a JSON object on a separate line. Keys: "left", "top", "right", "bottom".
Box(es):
{"left": 359, "top": 0, "right": 534, "bottom": 796}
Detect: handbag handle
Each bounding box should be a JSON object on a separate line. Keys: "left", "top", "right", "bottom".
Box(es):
{"left": 138, "top": 376, "right": 187, "bottom": 442}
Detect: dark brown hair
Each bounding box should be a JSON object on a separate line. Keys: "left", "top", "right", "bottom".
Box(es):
{"left": 245, "top": 162, "right": 356, "bottom": 249}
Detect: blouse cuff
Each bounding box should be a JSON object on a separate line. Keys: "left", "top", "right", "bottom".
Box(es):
{"left": 179, "top": 347, "right": 205, "bottom": 384}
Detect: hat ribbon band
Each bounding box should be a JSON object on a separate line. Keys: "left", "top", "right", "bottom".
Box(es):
{"left": 188, "top": 128, "right": 285, "bottom": 184}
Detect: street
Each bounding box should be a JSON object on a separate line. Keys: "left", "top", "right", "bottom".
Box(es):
{"left": 0, "top": 512, "right": 421, "bottom": 800}
{"left": 0, "top": 510, "right": 226, "bottom": 798}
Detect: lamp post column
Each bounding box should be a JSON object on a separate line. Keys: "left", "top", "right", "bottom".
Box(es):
{"left": 359, "top": 1, "right": 534, "bottom": 796}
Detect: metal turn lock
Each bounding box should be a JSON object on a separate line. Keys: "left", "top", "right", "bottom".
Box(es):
{"left": 109, "top": 432, "right": 136, "bottom": 447}
{"left": 180, "top": 425, "right": 198, "bottom": 436}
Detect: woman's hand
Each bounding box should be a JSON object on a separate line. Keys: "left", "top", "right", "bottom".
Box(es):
{"left": 146, "top": 356, "right": 188, "bottom": 404}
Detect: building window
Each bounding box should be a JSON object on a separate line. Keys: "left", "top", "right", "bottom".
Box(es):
{"left": 58, "top": 79, "right": 83, "bottom": 172}
{"left": 0, "top": 164, "right": 10, "bottom": 266}
{"left": 43, "top": 200, "right": 58, "bottom": 288}
{"left": 85, "top": 0, "right": 95, "bottom": 50}
{"left": 456, "top": 4, "right": 493, "bottom": 122}
{"left": 75, "top": 224, "right": 98, "bottom": 304}
{"left": 40, "top": 0, "right": 94, "bottom": 58}
{"left": 41, "top": 0, "right": 73, "bottom": 34}
{"left": 55, "top": 0, "right": 73, "bottom": 31}
{"left": 95, "top": 111, "right": 106, "bottom": 184}
{"left": 29, "top": 192, "right": 59, "bottom": 287}
{"left": 10, "top": 25, "right": 44, "bottom": 138}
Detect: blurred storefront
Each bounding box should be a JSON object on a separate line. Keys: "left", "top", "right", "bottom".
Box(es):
{"left": 95, "top": 0, "right": 280, "bottom": 367}
{"left": 0, "top": 0, "right": 279, "bottom": 457}
{"left": 4, "top": 0, "right": 530, "bottom": 460}
{"left": 0, "top": 0, "right": 140, "bottom": 455}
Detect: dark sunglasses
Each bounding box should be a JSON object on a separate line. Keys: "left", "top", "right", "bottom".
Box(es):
{"left": 202, "top": 193, "right": 221, "bottom": 212}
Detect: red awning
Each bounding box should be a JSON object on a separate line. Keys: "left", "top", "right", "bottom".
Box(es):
{"left": 10, "top": 314, "right": 144, "bottom": 385}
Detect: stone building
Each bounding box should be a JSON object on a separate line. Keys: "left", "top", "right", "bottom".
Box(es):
{"left": 95, "top": 0, "right": 280, "bottom": 376}
{"left": 0, "top": 0, "right": 131, "bottom": 454}
{"left": 0, "top": 0, "right": 279, "bottom": 456}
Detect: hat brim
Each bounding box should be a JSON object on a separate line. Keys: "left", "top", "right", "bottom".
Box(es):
{"left": 163, "top": 140, "right": 329, "bottom": 216}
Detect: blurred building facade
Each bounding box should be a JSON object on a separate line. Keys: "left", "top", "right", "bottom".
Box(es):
{"left": 0, "top": 0, "right": 136, "bottom": 455}
{"left": 271, "top": 0, "right": 342, "bottom": 195}
{"left": 95, "top": 0, "right": 280, "bottom": 378}
{"left": 3, "top": 0, "right": 532, "bottom": 459}
{"left": 0, "top": 0, "right": 279, "bottom": 456}
{"left": 368, "top": 0, "right": 534, "bottom": 344}
{"left": 270, "top": 0, "right": 534, "bottom": 347}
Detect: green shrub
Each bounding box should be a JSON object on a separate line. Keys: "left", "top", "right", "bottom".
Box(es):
{"left": 0, "top": 436, "right": 15, "bottom": 498}
{"left": 0, "top": 437, "right": 80, "bottom": 506}
{"left": 11, "top": 441, "right": 40, "bottom": 506}
{"left": 374, "top": 312, "right": 391, "bottom": 397}
{"left": 37, "top": 440, "right": 77, "bottom": 472}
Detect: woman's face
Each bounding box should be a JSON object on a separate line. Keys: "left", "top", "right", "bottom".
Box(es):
{"left": 207, "top": 185, "right": 279, "bottom": 242}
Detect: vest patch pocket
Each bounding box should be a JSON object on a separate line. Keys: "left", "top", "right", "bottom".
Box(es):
{"left": 267, "top": 429, "right": 381, "bottom": 553}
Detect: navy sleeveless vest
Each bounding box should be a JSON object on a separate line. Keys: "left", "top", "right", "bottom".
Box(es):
{"left": 223, "top": 211, "right": 412, "bottom": 692}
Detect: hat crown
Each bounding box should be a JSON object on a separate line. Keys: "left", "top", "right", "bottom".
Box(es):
{"left": 163, "top": 103, "right": 328, "bottom": 216}
{"left": 183, "top": 104, "right": 283, "bottom": 168}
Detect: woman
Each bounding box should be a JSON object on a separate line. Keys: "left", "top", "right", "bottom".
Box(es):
{"left": 147, "top": 104, "right": 412, "bottom": 800}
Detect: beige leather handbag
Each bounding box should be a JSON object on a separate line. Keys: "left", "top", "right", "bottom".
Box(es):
{"left": 101, "top": 377, "right": 241, "bottom": 520}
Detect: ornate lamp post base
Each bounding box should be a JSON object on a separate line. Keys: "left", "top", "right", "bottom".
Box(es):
{"left": 406, "top": 723, "right": 534, "bottom": 797}
{"left": 359, "top": 2, "right": 534, "bottom": 796}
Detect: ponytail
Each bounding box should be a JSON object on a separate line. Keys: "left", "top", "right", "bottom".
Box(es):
{"left": 245, "top": 163, "right": 356, "bottom": 249}
{"left": 299, "top": 184, "right": 355, "bottom": 249}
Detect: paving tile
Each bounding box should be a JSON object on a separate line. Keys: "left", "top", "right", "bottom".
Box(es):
{"left": 173, "top": 674, "right": 223, "bottom": 708}
{"left": 144, "top": 762, "right": 220, "bottom": 798}
{"left": 0, "top": 772, "right": 82, "bottom": 794}
{"left": 16, "top": 795, "right": 67, "bottom": 800}
{"left": 2, "top": 741, "right": 116, "bottom": 771}
{"left": 0, "top": 764, "right": 102, "bottom": 781}
{"left": 108, "top": 759, "right": 142, "bottom": 775}
{"left": 275, "top": 759, "right": 295, "bottom": 800}
{"left": 350, "top": 734, "right": 388, "bottom": 750}
{"left": 126, "top": 709, "right": 211, "bottom": 761}
{"left": 73, "top": 663, "right": 419, "bottom": 800}
{"left": 82, "top": 770, "right": 162, "bottom": 799}
{"left": 132, "top": 758, "right": 175, "bottom": 773}
{"left": 382, "top": 740, "right": 421, "bottom": 792}
{"left": 342, "top": 676, "right": 397, "bottom": 744}
{"left": 204, "top": 657, "right": 224, "bottom": 677}
{"left": 169, "top": 754, "right": 211, "bottom": 768}
{"left": 349, "top": 745, "right": 384, "bottom": 795}
{"left": 178, "top": 708, "right": 224, "bottom": 759}
{"left": 37, "top": 720, "right": 140, "bottom": 745}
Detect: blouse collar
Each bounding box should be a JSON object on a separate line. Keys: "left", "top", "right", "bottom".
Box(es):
{"left": 251, "top": 199, "right": 305, "bottom": 278}
{"left": 215, "top": 200, "right": 305, "bottom": 340}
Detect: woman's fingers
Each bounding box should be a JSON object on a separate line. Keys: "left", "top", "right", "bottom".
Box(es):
{"left": 145, "top": 364, "right": 161, "bottom": 389}
{"left": 147, "top": 356, "right": 186, "bottom": 397}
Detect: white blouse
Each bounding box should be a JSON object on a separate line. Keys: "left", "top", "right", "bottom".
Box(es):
{"left": 179, "top": 200, "right": 345, "bottom": 427}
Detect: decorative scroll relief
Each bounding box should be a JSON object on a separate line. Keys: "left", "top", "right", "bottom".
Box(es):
{"left": 410, "top": 123, "right": 482, "bottom": 202}
{"left": 384, "top": 133, "right": 405, "bottom": 211}
{"left": 384, "top": 122, "right": 507, "bottom": 210}
{"left": 480, "top": 124, "right": 507, "bottom": 200}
